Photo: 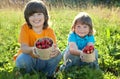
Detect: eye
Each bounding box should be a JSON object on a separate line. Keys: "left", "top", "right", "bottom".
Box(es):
{"left": 77, "top": 26, "right": 81, "bottom": 28}
{"left": 37, "top": 13, "right": 41, "bottom": 15}
{"left": 83, "top": 25, "right": 88, "bottom": 28}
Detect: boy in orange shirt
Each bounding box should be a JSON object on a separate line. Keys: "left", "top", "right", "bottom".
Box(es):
{"left": 14, "top": 0, "right": 62, "bottom": 78}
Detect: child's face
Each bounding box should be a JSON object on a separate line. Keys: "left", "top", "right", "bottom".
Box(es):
{"left": 74, "top": 23, "right": 90, "bottom": 37}
{"left": 29, "top": 13, "right": 45, "bottom": 28}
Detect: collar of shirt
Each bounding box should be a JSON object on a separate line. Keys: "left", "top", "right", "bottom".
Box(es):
{"left": 75, "top": 33, "right": 89, "bottom": 41}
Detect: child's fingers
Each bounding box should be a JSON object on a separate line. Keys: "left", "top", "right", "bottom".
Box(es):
{"left": 34, "top": 54, "right": 39, "bottom": 58}
{"left": 32, "top": 47, "right": 40, "bottom": 58}
{"left": 33, "top": 47, "right": 37, "bottom": 54}
{"left": 52, "top": 44, "right": 57, "bottom": 48}
{"left": 50, "top": 48, "right": 60, "bottom": 58}
{"left": 50, "top": 52, "right": 57, "bottom": 58}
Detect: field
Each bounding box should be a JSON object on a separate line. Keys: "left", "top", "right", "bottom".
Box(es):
{"left": 0, "top": 6, "right": 120, "bottom": 79}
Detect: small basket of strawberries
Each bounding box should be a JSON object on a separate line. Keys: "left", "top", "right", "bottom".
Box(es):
{"left": 80, "top": 45, "right": 95, "bottom": 63}
{"left": 34, "top": 37, "right": 53, "bottom": 60}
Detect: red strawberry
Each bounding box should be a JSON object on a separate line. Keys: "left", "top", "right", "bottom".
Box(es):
{"left": 36, "top": 41, "right": 40, "bottom": 46}
{"left": 41, "top": 40, "right": 45, "bottom": 45}
{"left": 36, "top": 45, "right": 41, "bottom": 49}
{"left": 89, "top": 45, "right": 94, "bottom": 51}
{"left": 83, "top": 45, "right": 94, "bottom": 54}
{"left": 83, "top": 45, "right": 89, "bottom": 53}
{"left": 35, "top": 38, "right": 53, "bottom": 49}
{"left": 83, "top": 48, "right": 87, "bottom": 53}
{"left": 41, "top": 45, "right": 46, "bottom": 49}
{"left": 46, "top": 45, "right": 50, "bottom": 48}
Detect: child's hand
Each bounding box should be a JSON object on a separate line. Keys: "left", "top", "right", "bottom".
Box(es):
{"left": 50, "top": 44, "right": 60, "bottom": 58}
{"left": 80, "top": 51, "right": 84, "bottom": 61}
{"left": 80, "top": 50, "right": 96, "bottom": 62}
{"left": 32, "top": 47, "right": 40, "bottom": 58}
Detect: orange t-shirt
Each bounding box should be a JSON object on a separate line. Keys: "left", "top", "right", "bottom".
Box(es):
{"left": 13, "top": 23, "right": 57, "bottom": 61}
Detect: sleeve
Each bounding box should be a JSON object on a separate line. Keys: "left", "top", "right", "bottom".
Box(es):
{"left": 18, "top": 24, "right": 29, "bottom": 45}
{"left": 68, "top": 32, "right": 76, "bottom": 42}
{"left": 47, "top": 28, "right": 57, "bottom": 44}
{"left": 88, "top": 35, "right": 95, "bottom": 43}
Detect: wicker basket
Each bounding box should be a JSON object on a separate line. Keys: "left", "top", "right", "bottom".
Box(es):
{"left": 80, "top": 52, "right": 95, "bottom": 63}
{"left": 34, "top": 37, "right": 53, "bottom": 60}
{"left": 35, "top": 46, "right": 53, "bottom": 60}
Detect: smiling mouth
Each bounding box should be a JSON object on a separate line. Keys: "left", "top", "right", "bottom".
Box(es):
{"left": 79, "top": 32, "right": 85, "bottom": 34}
{"left": 33, "top": 20, "right": 40, "bottom": 24}
{"left": 33, "top": 20, "right": 40, "bottom": 23}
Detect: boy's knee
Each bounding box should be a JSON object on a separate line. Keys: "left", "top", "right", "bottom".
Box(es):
{"left": 16, "top": 53, "right": 34, "bottom": 67}
{"left": 16, "top": 53, "right": 35, "bottom": 73}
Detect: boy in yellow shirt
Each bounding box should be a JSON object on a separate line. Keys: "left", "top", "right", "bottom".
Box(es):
{"left": 14, "top": 0, "right": 62, "bottom": 78}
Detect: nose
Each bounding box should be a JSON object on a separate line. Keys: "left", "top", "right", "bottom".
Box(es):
{"left": 78, "top": 28, "right": 84, "bottom": 31}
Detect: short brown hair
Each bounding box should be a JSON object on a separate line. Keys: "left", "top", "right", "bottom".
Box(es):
{"left": 71, "top": 12, "right": 93, "bottom": 35}
{"left": 24, "top": 0, "right": 49, "bottom": 29}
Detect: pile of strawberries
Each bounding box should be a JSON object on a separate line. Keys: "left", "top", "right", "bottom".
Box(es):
{"left": 83, "top": 45, "right": 94, "bottom": 54}
{"left": 35, "top": 38, "right": 53, "bottom": 49}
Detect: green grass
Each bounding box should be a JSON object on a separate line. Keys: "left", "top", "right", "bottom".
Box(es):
{"left": 0, "top": 6, "right": 120, "bottom": 79}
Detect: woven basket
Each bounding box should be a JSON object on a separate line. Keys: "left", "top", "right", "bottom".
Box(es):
{"left": 34, "top": 37, "right": 53, "bottom": 60}
{"left": 35, "top": 46, "right": 53, "bottom": 60}
{"left": 80, "top": 52, "right": 95, "bottom": 63}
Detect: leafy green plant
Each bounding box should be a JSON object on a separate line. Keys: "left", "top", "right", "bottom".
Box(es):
{"left": 0, "top": 6, "right": 120, "bottom": 79}
{"left": 56, "top": 66, "right": 103, "bottom": 79}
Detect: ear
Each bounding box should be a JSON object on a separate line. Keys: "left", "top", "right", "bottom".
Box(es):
{"left": 72, "top": 26, "right": 75, "bottom": 31}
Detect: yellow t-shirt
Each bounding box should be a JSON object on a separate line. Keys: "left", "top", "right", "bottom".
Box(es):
{"left": 13, "top": 23, "right": 57, "bottom": 61}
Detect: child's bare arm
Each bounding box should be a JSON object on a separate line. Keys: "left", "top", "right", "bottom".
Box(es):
{"left": 20, "top": 43, "right": 39, "bottom": 58}
{"left": 69, "top": 42, "right": 82, "bottom": 56}
{"left": 21, "top": 43, "right": 33, "bottom": 54}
